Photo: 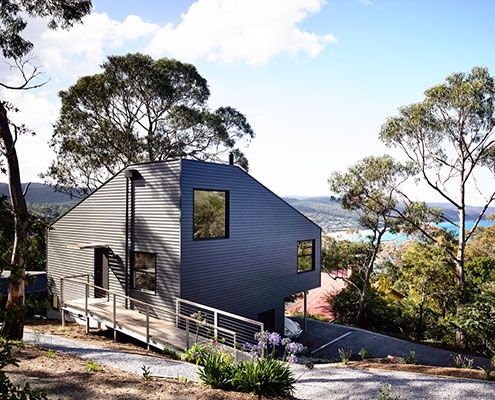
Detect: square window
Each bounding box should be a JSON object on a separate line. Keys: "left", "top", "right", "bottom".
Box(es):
{"left": 193, "top": 189, "right": 229, "bottom": 240}
{"left": 297, "top": 240, "right": 315, "bottom": 273}
{"left": 132, "top": 252, "right": 156, "bottom": 292}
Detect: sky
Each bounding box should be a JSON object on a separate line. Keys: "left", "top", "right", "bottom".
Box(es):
{"left": 2, "top": 0, "right": 495, "bottom": 204}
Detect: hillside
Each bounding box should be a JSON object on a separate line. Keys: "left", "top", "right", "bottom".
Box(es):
{"left": 1, "top": 183, "right": 494, "bottom": 231}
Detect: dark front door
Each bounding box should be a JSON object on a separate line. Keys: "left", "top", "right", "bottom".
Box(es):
{"left": 94, "top": 248, "right": 109, "bottom": 298}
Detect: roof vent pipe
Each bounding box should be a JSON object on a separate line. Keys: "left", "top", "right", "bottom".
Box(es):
{"left": 228, "top": 153, "right": 234, "bottom": 165}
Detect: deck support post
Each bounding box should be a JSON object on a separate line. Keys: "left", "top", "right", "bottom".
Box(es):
{"left": 146, "top": 305, "right": 150, "bottom": 351}
{"left": 185, "top": 319, "right": 190, "bottom": 349}
{"left": 303, "top": 291, "right": 308, "bottom": 333}
{"left": 113, "top": 293, "right": 117, "bottom": 342}
{"left": 85, "top": 283, "right": 89, "bottom": 334}
{"left": 60, "top": 278, "right": 65, "bottom": 328}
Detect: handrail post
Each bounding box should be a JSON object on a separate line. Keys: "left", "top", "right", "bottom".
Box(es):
{"left": 85, "top": 282, "right": 89, "bottom": 334}
{"left": 213, "top": 310, "right": 218, "bottom": 339}
{"left": 146, "top": 305, "right": 150, "bottom": 351}
{"left": 113, "top": 293, "right": 117, "bottom": 342}
{"left": 185, "top": 319, "right": 190, "bottom": 350}
{"left": 60, "top": 278, "right": 65, "bottom": 328}
{"left": 233, "top": 333, "right": 237, "bottom": 362}
{"left": 175, "top": 299, "right": 179, "bottom": 328}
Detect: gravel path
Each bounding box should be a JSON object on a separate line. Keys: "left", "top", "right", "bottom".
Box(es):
{"left": 24, "top": 330, "right": 198, "bottom": 381}
{"left": 24, "top": 330, "right": 495, "bottom": 400}
{"left": 292, "top": 364, "right": 495, "bottom": 400}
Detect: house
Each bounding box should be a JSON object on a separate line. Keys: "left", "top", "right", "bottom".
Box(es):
{"left": 47, "top": 158, "right": 321, "bottom": 339}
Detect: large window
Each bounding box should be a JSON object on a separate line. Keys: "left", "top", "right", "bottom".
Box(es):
{"left": 297, "top": 240, "right": 315, "bottom": 273}
{"left": 193, "top": 189, "right": 229, "bottom": 240}
{"left": 132, "top": 252, "right": 156, "bottom": 292}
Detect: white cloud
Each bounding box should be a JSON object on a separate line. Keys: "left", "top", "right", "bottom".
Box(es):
{"left": 38, "top": 13, "right": 159, "bottom": 77}
{"left": 145, "top": 0, "right": 336, "bottom": 65}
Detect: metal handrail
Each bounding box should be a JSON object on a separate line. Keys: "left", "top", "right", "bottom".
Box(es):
{"left": 177, "top": 297, "right": 264, "bottom": 329}
{"left": 60, "top": 276, "right": 238, "bottom": 354}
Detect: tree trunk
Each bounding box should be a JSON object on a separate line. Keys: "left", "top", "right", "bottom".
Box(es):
{"left": 356, "top": 229, "right": 385, "bottom": 327}
{"left": 0, "top": 101, "right": 28, "bottom": 340}
{"left": 455, "top": 174, "right": 466, "bottom": 347}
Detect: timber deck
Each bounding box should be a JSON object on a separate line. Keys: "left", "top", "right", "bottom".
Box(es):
{"left": 63, "top": 298, "right": 206, "bottom": 352}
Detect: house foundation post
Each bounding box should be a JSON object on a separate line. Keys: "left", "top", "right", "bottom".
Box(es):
{"left": 303, "top": 291, "right": 308, "bottom": 333}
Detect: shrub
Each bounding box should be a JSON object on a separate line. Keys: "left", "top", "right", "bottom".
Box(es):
{"left": 197, "top": 353, "right": 234, "bottom": 390}
{"left": 378, "top": 383, "right": 401, "bottom": 400}
{"left": 358, "top": 347, "right": 370, "bottom": 360}
{"left": 142, "top": 365, "right": 152, "bottom": 380}
{"left": 232, "top": 357, "right": 296, "bottom": 398}
{"left": 0, "top": 338, "right": 47, "bottom": 400}
{"left": 451, "top": 354, "right": 474, "bottom": 369}
{"left": 85, "top": 359, "right": 100, "bottom": 372}
{"left": 182, "top": 343, "right": 213, "bottom": 365}
{"left": 403, "top": 351, "right": 415, "bottom": 365}
{"left": 45, "top": 349, "right": 54, "bottom": 359}
{"left": 338, "top": 347, "right": 352, "bottom": 364}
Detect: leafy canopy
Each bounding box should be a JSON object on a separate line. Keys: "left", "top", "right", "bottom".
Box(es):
{"left": 45, "top": 53, "right": 254, "bottom": 197}
{"left": 0, "top": 0, "right": 92, "bottom": 59}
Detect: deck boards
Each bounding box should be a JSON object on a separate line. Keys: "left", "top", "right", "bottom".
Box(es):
{"left": 63, "top": 298, "right": 203, "bottom": 352}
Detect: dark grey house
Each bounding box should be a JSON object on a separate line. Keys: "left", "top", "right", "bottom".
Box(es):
{"left": 47, "top": 159, "right": 321, "bottom": 335}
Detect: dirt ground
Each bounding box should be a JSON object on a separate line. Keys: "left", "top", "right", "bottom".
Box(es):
{"left": 6, "top": 345, "right": 255, "bottom": 400}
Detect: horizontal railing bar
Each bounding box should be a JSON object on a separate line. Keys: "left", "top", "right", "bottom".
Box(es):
{"left": 177, "top": 297, "right": 264, "bottom": 328}
{"left": 62, "top": 277, "right": 236, "bottom": 337}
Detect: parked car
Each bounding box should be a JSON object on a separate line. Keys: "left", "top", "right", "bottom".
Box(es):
{"left": 284, "top": 317, "right": 302, "bottom": 338}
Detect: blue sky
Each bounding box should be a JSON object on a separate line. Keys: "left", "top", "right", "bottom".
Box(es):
{"left": 2, "top": 0, "right": 495, "bottom": 203}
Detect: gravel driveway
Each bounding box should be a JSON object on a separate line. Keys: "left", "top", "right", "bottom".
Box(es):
{"left": 24, "top": 330, "right": 495, "bottom": 400}
{"left": 24, "top": 330, "right": 198, "bottom": 381}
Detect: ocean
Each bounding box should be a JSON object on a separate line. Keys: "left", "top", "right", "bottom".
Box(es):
{"left": 329, "top": 219, "right": 495, "bottom": 243}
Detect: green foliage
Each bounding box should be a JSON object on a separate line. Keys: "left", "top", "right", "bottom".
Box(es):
{"left": 321, "top": 235, "right": 371, "bottom": 273}
{"left": 182, "top": 343, "right": 214, "bottom": 366}
{"left": 338, "top": 347, "right": 352, "bottom": 364}
{"left": 478, "top": 365, "right": 494, "bottom": 380}
{"left": 0, "top": 338, "right": 47, "bottom": 399}
{"left": 378, "top": 383, "right": 401, "bottom": 400}
{"left": 85, "top": 359, "right": 100, "bottom": 373}
{"left": 232, "top": 357, "right": 296, "bottom": 398}
{"left": 46, "top": 53, "right": 254, "bottom": 196}
{"left": 141, "top": 365, "right": 152, "bottom": 380}
{"left": 358, "top": 347, "right": 370, "bottom": 360}
{"left": 451, "top": 354, "right": 474, "bottom": 369}
{"left": 402, "top": 351, "right": 415, "bottom": 365}
{"left": 456, "top": 282, "right": 495, "bottom": 355}
{"left": 45, "top": 349, "right": 54, "bottom": 359}
{"left": 0, "top": 0, "right": 92, "bottom": 60}
{"left": 198, "top": 353, "right": 234, "bottom": 391}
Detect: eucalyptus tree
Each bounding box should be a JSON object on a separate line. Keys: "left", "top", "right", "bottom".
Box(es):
{"left": 380, "top": 67, "right": 495, "bottom": 288}
{"left": 45, "top": 53, "right": 255, "bottom": 197}
{"left": 0, "top": 0, "right": 93, "bottom": 339}
{"left": 329, "top": 155, "right": 415, "bottom": 326}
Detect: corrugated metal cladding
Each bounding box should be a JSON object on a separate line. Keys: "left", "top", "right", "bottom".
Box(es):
{"left": 180, "top": 159, "right": 321, "bottom": 334}
{"left": 47, "top": 160, "right": 181, "bottom": 313}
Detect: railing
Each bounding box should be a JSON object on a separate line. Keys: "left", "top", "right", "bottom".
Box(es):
{"left": 60, "top": 275, "right": 238, "bottom": 357}
{"left": 176, "top": 297, "right": 264, "bottom": 346}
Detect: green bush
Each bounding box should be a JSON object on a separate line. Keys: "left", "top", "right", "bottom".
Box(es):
{"left": 197, "top": 353, "right": 234, "bottom": 390}
{"left": 232, "top": 357, "right": 296, "bottom": 398}
{"left": 182, "top": 343, "right": 213, "bottom": 366}
{"left": 0, "top": 338, "right": 47, "bottom": 400}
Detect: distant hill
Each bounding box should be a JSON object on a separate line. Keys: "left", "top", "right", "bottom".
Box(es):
{"left": 284, "top": 196, "right": 495, "bottom": 232}
{"left": 1, "top": 183, "right": 494, "bottom": 231}
{"left": 0, "top": 182, "right": 76, "bottom": 204}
